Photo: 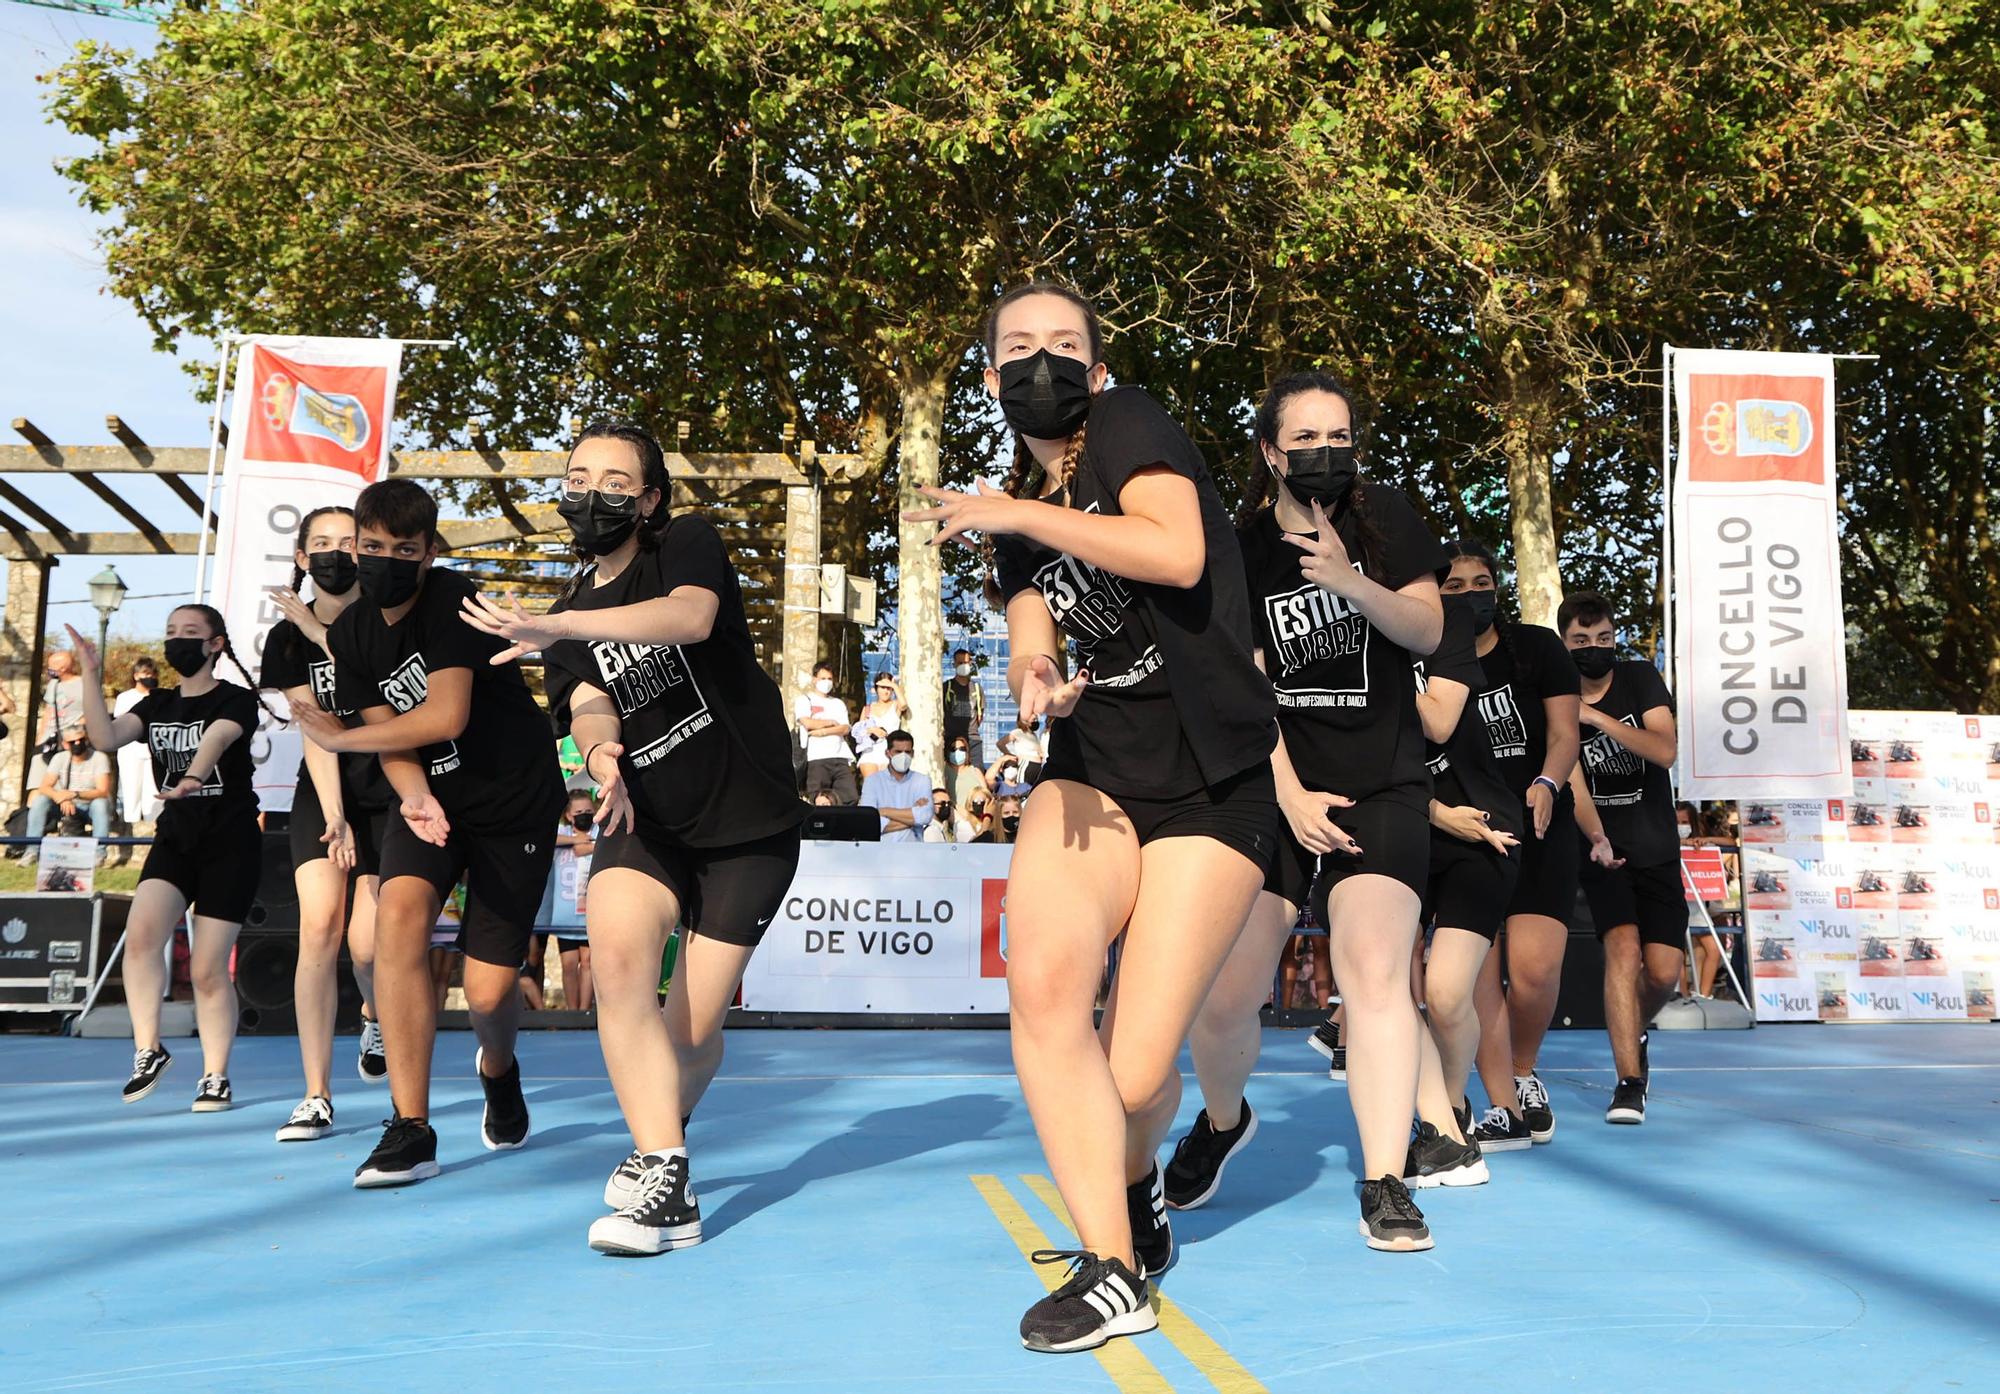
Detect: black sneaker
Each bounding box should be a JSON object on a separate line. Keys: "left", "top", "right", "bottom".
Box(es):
{"left": 602, "top": 1115, "right": 697, "bottom": 1208}
{"left": 120, "top": 1046, "right": 172, "bottom": 1103}
{"left": 1453, "top": 1096, "right": 1472, "bottom": 1136}
{"left": 354, "top": 1116, "right": 440, "bottom": 1187}
{"left": 1358, "top": 1175, "right": 1433, "bottom": 1251}
{"left": 1163, "top": 1103, "right": 1258, "bottom": 1211}
{"left": 475, "top": 1047, "right": 530, "bottom": 1151}
{"left": 589, "top": 1152, "right": 704, "bottom": 1256}
{"left": 1308, "top": 1016, "right": 1346, "bottom": 1079}
{"left": 1126, "top": 1163, "right": 1173, "bottom": 1277}
{"left": 1516, "top": 1072, "right": 1555, "bottom": 1142}
{"left": 191, "top": 1074, "right": 233, "bottom": 1113}
{"left": 356, "top": 1017, "right": 387, "bottom": 1083}
{"left": 1402, "top": 1120, "right": 1490, "bottom": 1189}
{"left": 1470, "top": 1105, "right": 1533, "bottom": 1152}
{"left": 276, "top": 1095, "right": 333, "bottom": 1141}
{"left": 1019, "top": 1250, "right": 1156, "bottom": 1353}
{"left": 1606, "top": 1077, "right": 1647, "bottom": 1124}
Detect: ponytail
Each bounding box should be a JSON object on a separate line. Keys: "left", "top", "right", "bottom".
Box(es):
{"left": 982, "top": 425, "right": 1089, "bottom": 609}
{"left": 171, "top": 603, "right": 285, "bottom": 724}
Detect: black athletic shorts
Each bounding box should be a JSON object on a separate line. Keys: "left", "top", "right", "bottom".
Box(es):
{"left": 378, "top": 816, "right": 557, "bottom": 968}
{"left": 1506, "top": 793, "right": 1580, "bottom": 923}
{"left": 288, "top": 769, "right": 389, "bottom": 879}
{"left": 591, "top": 821, "right": 803, "bottom": 948}
{"left": 1582, "top": 858, "right": 1689, "bottom": 950}
{"left": 1266, "top": 793, "right": 1429, "bottom": 912}
{"left": 1107, "top": 763, "right": 1278, "bottom": 875}
{"left": 1424, "top": 832, "right": 1521, "bottom": 942}
{"left": 141, "top": 811, "right": 262, "bottom": 924}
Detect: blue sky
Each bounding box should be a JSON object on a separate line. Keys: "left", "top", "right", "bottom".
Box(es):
{"left": 3, "top": 7, "right": 234, "bottom": 644}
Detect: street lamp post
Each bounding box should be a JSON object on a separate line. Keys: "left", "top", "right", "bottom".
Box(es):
{"left": 87, "top": 565, "right": 128, "bottom": 665}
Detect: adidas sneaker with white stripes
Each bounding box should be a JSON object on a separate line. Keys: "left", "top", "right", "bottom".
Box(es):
{"left": 1019, "top": 1249, "right": 1156, "bottom": 1353}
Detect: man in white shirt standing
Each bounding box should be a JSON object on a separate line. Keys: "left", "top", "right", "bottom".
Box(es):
{"left": 794, "top": 659, "right": 858, "bottom": 805}
{"left": 112, "top": 657, "right": 162, "bottom": 825}
{"left": 860, "top": 731, "right": 933, "bottom": 845}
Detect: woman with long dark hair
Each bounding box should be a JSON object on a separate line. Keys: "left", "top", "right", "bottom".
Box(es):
{"left": 463, "top": 418, "right": 804, "bottom": 1256}
{"left": 905, "top": 283, "right": 1277, "bottom": 1353}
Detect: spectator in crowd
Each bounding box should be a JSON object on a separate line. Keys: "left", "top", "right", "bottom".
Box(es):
{"left": 23, "top": 723, "right": 112, "bottom": 861}
{"left": 526, "top": 787, "right": 597, "bottom": 1011}
{"left": 810, "top": 790, "right": 837, "bottom": 807}
{"left": 113, "top": 657, "right": 162, "bottom": 825}
{"left": 854, "top": 672, "right": 907, "bottom": 781}
{"left": 944, "top": 733, "right": 988, "bottom": 811}
{"left": 30, "top": 649, "right": 87, "bottom": 786}
{"left": 988, "top": 750, "right": 1032, "bottom": 800}
{"left": 999, "top": 710, "right": 1044, "bottom": 765}
{"left": 1682, "top": 803, "right": 1740, "bottom": 999}
{"left": 860, "top": 729, "right": 932, "bottom": 843}
{"left": 941, "top": 648, "right": 984, "bottom": 766}
{"left": 922, "top": 787, "right": 957, "bottom": 844}
{"left": 960, "top": 788, "right": 994, "bottom": 843}
{"left": 969, "top": 791, "right": 1023, "bottom": 845}
{"left": 795, "top": 659, "right": 858, "bottom": 804}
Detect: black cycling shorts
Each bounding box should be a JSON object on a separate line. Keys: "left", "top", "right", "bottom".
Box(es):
{"left": 590, "top": 821, "right": 803, "bottom": 948}
{"left": 141, "top": 811, "right": 263, "bottom": 924}
{"left": 378, "top": 816, "right": 556, "bottom": 968}
{"left": 1105, "top": 763, "right": 1279, "bottom": 875}
{"left": 1505, "top": 793, "right": 1580, "bottom": 923}
{"left": 1582, "top": 858, "right": 1689, "bottom": 950}
{"left": 1265, "top": 792, "right": 1429, "bottom": 914}
{"left": 1424, "top": 832, "right": 1522, "bottom": 942}
{"left": 288, "top": 767, "right": 389, "bottom": 879}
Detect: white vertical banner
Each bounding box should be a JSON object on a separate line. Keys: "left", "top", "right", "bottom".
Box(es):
{"left": 208, "top": 336, "right": 402, "bottom": 812}
{"left": 1669, "top": 348, "right": 1850, "bottom": 799}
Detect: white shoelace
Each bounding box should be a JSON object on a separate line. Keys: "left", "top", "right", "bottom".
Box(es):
{"left": 1477, "top": 1105, "right": 1513, "bottom": 1133}
{"left": 1517, "top": 1075, "right": 1550, "bottom": 1111}
{"left": 288, "top": 1098, "right": 330, "bottom": 1126}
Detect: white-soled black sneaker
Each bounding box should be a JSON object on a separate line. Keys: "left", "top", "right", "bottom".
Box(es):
{"left": 1517, "top": 1072, "right": 1555, "bottom": 1142}
{"left": 1019, "top": 1250, "right": 1156, "bottom": 1353}
{"left": 356, "top": 1018, "right": 387, "bottom": 1082}
{"left": 1126, "top": 1163, "right": 1172, "bottom": 1278}
{"left": 475, "top": 1047, "right": 530, "bottom": 1150}
{"left": 1470, "top": 1105, "right": 1534, "bottom": 1152}
{"left": 191, "top": 1074, "right": 233, "bottom": 1112}
{"left": 1605, "top": 1077, "right": 1647, "bottom": 1125}
{"left": 588, "top": 1152, "right": 704, "bottom": 1256}
{"left": 1402, "top": 1120, "right": 1490, "bottom": 1189}
{"left": 1163, "top": 1103, "right": 1258, "bottom": 1211}
{"left": 1358, "top": 1175, "right": 1433, "bottom": 1251}
{"left": 121, "top": 1046, "right": 172, "bottom": 1103}
{"left": 1308, "top": 1016, "right": 1346, "bottom": 1080}
{"left": 354, "top": 1116, "right": 440, "bottom": 1188}
{"left": 276, "top": 1095, "right": 333, "bottom": 1142}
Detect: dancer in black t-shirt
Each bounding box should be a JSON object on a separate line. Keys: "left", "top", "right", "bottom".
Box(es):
{"left": 905, "top": 284, "right": 1278, "bottom": 1354}
{"left": 464, "top": 419, "right": 805, "bottom": 1257}
{"left": 69, "top": 607, "right": 269, "bottom": 1113}
{"left": 1162, "top": 371, "right": 1453, "bottom": 1251}
{"left": 1559, "top": 591, "right": 1685, "bottom": 1125}
{"left": 292, "top": 479, "right": 564, "bottom": 1187}
{"left": 1439, "top": 540, "right": 1582, "bottom": 1149}
{"left": 260, "top": 506, "right": 396, "bottom": 1143}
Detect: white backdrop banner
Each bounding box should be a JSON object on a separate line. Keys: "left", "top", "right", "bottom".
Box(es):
{"left": 739, "top": 841, "right": 1015, "bottom": 1014}
{"left": 208, "top": 337, "right": 402, "bottom": 812}
{"left": 1670, "top": 348, "right": 1850, "bottom": 799}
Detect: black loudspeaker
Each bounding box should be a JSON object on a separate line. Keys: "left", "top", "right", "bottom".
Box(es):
{"left": 1548, "top": 889, "right": 1608, "bottom": 1031}
{"left": 242, "top": 828, "right": 299, "bottom": 931}
{"left": 802, "top": 805, "right": 881, "bottom": 841}
{"left": 234, "top": 824, "right": 364, "bottom": 1035}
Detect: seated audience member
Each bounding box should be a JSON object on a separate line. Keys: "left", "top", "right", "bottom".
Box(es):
{"left": 24, "top": 724, "right": 112, "bottom": 862}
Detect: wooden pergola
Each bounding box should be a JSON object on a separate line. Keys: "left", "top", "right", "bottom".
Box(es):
{"left": 0, "top": 419, "right": 864, "bottom": 804}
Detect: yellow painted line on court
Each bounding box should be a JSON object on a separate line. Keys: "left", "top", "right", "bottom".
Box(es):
{"left": 969, "top": 1174, "right": 1175, "bottom": 1393}
{"left": 1019, "top": 1173, "right": 1271, "bottom": 1394}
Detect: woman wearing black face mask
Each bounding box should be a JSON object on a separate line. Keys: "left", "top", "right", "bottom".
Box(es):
{"left": 1438, "top": 539, "right": 1582, "bottom": 1151}
{"left": 1164, "top": 371, "right": 1451, "bottom": 1252}
{"left": 260, "top": 505, "right": 395, "bottom": 1139}
{"left": 904, "top": 283, "right": 1277, "bottom": 1354}
{"left": 464, "top": 418, "right": 803, "bottom": 1257}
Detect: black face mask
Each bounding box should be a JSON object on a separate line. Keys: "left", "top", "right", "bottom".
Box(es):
{"left": 135, "top": 675, "right": 158, "bottom": 690}
{"left": 1001, "top": 814, "right": 1021, "bottom": 835}
{"left": 357, "top": 554, "right": 424, "bottom": 608}
{"left": 571, "top": 814, "right": 595, "bottom": 834}
{"left": 163, "top": 637, "right": 213, "bottom": 678}
{"left": 1461, "top": 590, "right": 1499, "bottom": 635}
{"left": 997, "top": 349, "right": 1095, "bottom": 441}
{"left": 66, "top": 741, "right": 89, "bottom": 755}
{"left": 558, "top": 489, "right": 645, "bottom": 556}
{"left": 1572, "top": 645, "right": 1617, "bottom": 680}
{"left": 1280, "top": 445, "right": 1358, "bottom": 513}
{"left": 308, "top": 550, "right": 359, "bottom": 596}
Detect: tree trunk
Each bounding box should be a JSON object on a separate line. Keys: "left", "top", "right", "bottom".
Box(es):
{"left": 896, "top": 367, "right": 951, "bottom": 777}
{"left": 1503, "top": 412, "right": 1563, "bottom": 627}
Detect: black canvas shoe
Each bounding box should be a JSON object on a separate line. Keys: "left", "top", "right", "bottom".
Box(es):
{"left": 1470, "top": 1105, "right": 1533, "bottom": 1152}
{"left": 120, "top": 1046, "right": 172, "bottom": 1103}
{"left": 475, "top": 1047, "right": 530, "bottom": 1151}
{"left": 1308, "top": 1016, "right": 1346, "bottom": 1079}
{"left": 354, "top": 1116, "right": 440, "bottom": 1187}
{"left": 589, "top": 1152, "right": 704, "bottom": 1255}
{"left": 1606, "top": 1077, "right": 1647, "bottom": 1124}
{"left": 1019, "top": 1250, "right": 1156, "bottom": 1353}
{"left": 276, "top": 1095, "right": 333, "bottom": 1142}
{"left": 1402, "top": 1120, "right": 1490, "bottom": 1189}
{"left": 191, "top": 1074, "right": 233, "bottom": 1113}
{"left": 1358, "top": 1175, "right": 1433, "bottom": 1251}
{"left": 1516, "top": 1072, "right": 1556, "bottom": 1142}
{"left": 356, "top": 1018, "right": 387, "bottom": 1082}
{"left": 1163, "top": 1103, "right": 1258, "bottom": 1211}
{"left": 1127, "top": 1163, "right": 1173, "bottom": 1278}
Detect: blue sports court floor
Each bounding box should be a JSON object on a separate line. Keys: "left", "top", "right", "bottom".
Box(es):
{"left": 2, "top": 1024, "right": 1995, "bottom": 1392}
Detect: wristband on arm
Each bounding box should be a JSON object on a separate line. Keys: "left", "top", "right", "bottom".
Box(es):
{"left": 1530, "top": 775, "right": 1561, "bottom": 798}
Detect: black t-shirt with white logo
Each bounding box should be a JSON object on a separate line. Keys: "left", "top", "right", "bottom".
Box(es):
{"left": 1239, "top": 482, "right": 1447, "bottom": 812}
{"left": 260, "top": 617, "right": 394, "bottom": 812}
{"left": 542, "top": 515, "right": 804, "bottom": 848}
{"left": 328, "top": 566, "right": 563, "bottom": 834}
{"left": 1416, "top": 602, "right": 1523, "bottom": 841}
{"left": 1474, "top": 622, "right": 1580, "bottom": 798}
{"left": 993, "top": 387, "right": 1275, "bottom": 800}
{"left": 128, "top": 681, "right": 260, "bottom": 831}
{"left": 1579, "top": 658, "right": 1678, "bottom": 868}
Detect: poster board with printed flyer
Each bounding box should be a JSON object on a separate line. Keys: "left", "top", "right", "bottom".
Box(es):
{"left": 1742, "top": 710, "right": 2000, "bottom": 1023}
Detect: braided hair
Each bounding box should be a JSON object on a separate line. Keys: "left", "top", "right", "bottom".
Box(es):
{"left": 171, "top": 603, "right": 284, "bottom": 723}
{"left": 1244, "top": 370, "right": 1390, "bottom": 582}
{"left": 289, "top": 505, "right": 356, "bottom": 594}
{"left": 554, "top": 417, "right": 673, "bottom": 608}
